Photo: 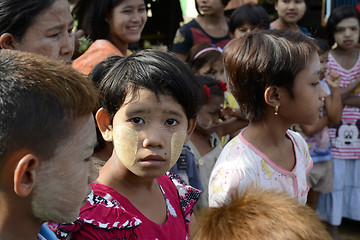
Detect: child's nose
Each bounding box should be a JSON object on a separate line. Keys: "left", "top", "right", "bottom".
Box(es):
{"left": 319, "top": 84, "right": 327, "bottom": 99}
{"left": 142, "top": 128, "right": 165, "bottom": 148}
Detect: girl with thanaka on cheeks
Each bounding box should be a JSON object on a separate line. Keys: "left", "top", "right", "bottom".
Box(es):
{"left": 56, "top": 50, "right": 202, "bottom": 240}
{"left": 316, "top": 5, "right": 360, "bottom": 237}
{"left": 209, "top": 30, "right": 326, "bottom": 207}
{"left": 270, "top": 0, "right": 311, "bottom": 36}
{"left": 71, "top": 0, "right": 147, "bottom": 75}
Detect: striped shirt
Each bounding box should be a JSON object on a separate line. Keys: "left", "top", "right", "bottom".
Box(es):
{"left": 327, "top": 53, "right": 360, "bottom": 160}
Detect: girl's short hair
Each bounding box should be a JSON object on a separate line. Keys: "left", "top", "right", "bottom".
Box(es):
{"left": 224, "top": 29, "right": 317, "bottom": 122}
{"left": 185, "top": 43, "right": 222, "bottom": 73}
{"left": 72, "top": 0, "right": 125, "bottom": 41}
{"left": 0, "top": 0, "right": 56, "bottom": 42}
{"left": 326, "top": 5, "right": 360, "bottom": 47}
{"left": 229, "top": 3, "right": 270, "bottom": 34}
{"left": 195, "top": 0, "right": 230, "bottom": 16}
{"left": 99, "top": 49, "right": 202, "bottom": 121}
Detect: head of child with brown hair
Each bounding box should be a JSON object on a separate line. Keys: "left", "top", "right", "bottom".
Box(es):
{"left": 192, "top": 188, "right": 332, "bottom": 240}
{"left": 224, "top": 29, "right": 325, "bottom": 125}
{"left": 0, "top": 49, "right": 98, "bottom": 239}
{"left": 186, "top": 43, "right": 224, "bottom": 82}
{"left": 208, "top": 29, "right": 326, "bottom": 209}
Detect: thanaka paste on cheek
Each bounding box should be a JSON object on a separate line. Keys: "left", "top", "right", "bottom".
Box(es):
{"left": 113, "top": 126, "right": 138, "bottom": 166}
{"left": 170, "top": 131, "right": 187, "bottom": 168}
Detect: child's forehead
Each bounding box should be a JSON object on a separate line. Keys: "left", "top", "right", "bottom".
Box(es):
{"left": 122, "top": 88, "right": 183, "bottom": 109}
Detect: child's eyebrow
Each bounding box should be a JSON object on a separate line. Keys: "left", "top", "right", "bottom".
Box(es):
{"left": 164, "top": 110, "right": 184, "bottom": 117}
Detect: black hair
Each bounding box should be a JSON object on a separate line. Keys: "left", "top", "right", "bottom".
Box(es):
{"left": 195, "top": 0, "right": 230, "bottom": 16}
{"left": 72, "top": 0, "right": 124, "bottom": 41}
{"left": 196, "top": 75, "right": 224, "bottom": 105}
{"left": 0, "top": 0, "right": 56, "bottom": 42}
{"left": 326, "top": 5, "right": 360, "bottom": 47}
{"left": 229, "top": 3, "right": 270, "bottom": 34}
{"left": 314, "top": 38, "right": 330, "bottom": 55}
{"left": 99, "top": 49, "right": 202, "bottom": 122}
{"left": 90, "top": 55, "right": 124, "bottom": 87}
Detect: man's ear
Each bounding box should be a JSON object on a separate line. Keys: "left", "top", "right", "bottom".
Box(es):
{"left": 184, "top": 117, "right": 197, "bottom": 143}
{"left": 96, "top": 108, "right": 113, "bottom": 142}
{"left": 13, "top": 154, "right": 38, "bottom": 197}
{"left": 0, "top": 33, "right": 20, "bottom": 50}
{"left": 264, "top": 86, "right": 281, "bottom": 108}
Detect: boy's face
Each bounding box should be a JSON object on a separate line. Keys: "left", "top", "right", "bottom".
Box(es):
{"left": 109, "top": 88, "right": 196, "bottom": 178}
{"left": 319, "top": 51, "right": 329, "bottom": 80}
{"left": 234, "top": 23, "right": 254, "bottom": 39}
{"left": 31, "top": 115, "right": 98, "bottom": 223}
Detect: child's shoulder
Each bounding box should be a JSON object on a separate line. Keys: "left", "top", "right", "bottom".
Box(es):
{"left": 56, "top": 186, "right": 142, "bottom": 239}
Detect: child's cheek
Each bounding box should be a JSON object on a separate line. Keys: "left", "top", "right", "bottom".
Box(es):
{"left": 113, "top": 126, "right": 138, "bottom": 166}
{"left": 170, "top": 131, "right": 187, "bottom": 168}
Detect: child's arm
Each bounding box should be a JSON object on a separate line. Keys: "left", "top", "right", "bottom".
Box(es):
{"left": 343, "top": 96, "right": 360, "bottom": 108}
{"left": 323, "top": 71, "right": 342, "bottom": 125}
{"left": 218, "top": 105, "right": 248, "bottom": 137}
{"left": 340, "top": 75, "right": 360, "bottom": 101}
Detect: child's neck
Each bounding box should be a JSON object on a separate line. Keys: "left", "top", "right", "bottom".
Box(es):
{"left": 332, "top": 47, "right": 359, "bottom": 70}
{"left": 242, "top": 120, "right": 296, "bottom": 171}
{"left": 271, "top": 18, "right": 298, "bottom": 31}
{"left": 191, "top": 129, "right": 215, "bottom": 156}
{"left": 196, "top": 14, "right": 228, "bottom": 38}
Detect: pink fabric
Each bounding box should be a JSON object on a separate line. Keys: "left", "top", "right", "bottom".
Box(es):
{"left": 72, "top": 39, "right": 124, "bottom": 75}
{"left": 56, "top": 174, "right": 200, "bottom": 240}
{"left": 327, "top": 53, "right": 360, "bottom": 159}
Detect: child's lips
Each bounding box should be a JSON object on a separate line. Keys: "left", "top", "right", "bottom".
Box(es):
{"left": 140, "top": 155, "right": 166, "bottom": 164}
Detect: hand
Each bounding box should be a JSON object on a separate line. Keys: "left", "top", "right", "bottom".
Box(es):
{"left": 325, "top": 70, "right": 341, "bottom": 89}
{"left": 219, "top": 104, "right": 235, "bottom": 121}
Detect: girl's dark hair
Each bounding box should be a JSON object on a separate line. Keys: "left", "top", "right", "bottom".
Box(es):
{"left": 229, "top": 3, "right": 270, "bottom": 34}
{"left": 185, "top": 43, "right": 222, "bottom": 73}
{"left": 195, "top": 0, "right": 231, "bottom": 16}
{"left": 0, "top": 0, "right": 56, "bottom": 42}
{"left": 99, "top": 49, "right": 202, "bottom": 122}
{"left": 224, "top": 29, "right": 317, "bottom": 122}
{"left": 196, "top": 75, "right": 224, "bottom": 105}
{"left": 72, "top": 0, "right": 124, "bottom": 41}
{"left": 326, "top": 5, "right": 360, "bottom": 47}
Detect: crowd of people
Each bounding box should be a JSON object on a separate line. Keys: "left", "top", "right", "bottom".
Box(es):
{"left": 0, "top": 0, "right": 359, "bottom": 239}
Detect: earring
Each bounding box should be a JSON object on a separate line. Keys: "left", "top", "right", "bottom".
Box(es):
{"left": 274, "top": 105, "right": 279, "bottom": 116}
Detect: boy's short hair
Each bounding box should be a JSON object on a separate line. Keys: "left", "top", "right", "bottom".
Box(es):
{"left": 229, "top": 3, "right": 270, "bottom": 34}
{"left": 315, "top": 38, "right": 330, "bottom": 55}
{"left": 224, "top": 29, "right": 317, "bottom": 122}
{"left": 99, "top": 49, "right": 202, "bottom": 121}
{"left": 192, "top": 189, "right": 331, "bottom": 240}
{"left": 0, "top": 49, "right": 98, "bottom": 171}
{"left": 326, "top": 5, "right": 360, "bottom": 47}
